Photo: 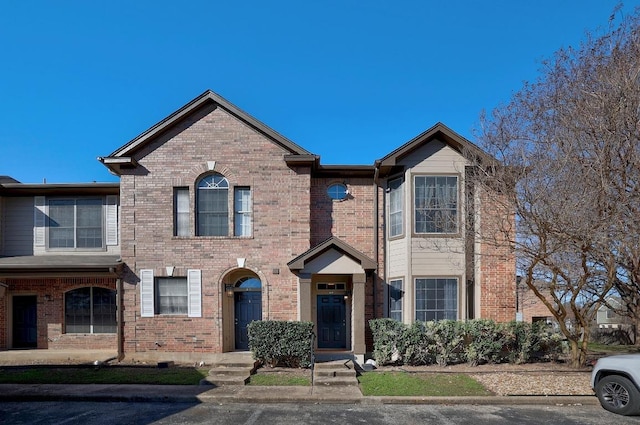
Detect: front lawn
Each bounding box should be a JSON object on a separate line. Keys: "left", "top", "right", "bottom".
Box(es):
{"left": 358, "top": 371, "right": 492, "bottom": 397}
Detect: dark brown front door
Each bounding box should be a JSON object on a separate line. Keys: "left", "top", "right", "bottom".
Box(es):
{"left": 13, "top": 296, "right": 37, "bottom": 348}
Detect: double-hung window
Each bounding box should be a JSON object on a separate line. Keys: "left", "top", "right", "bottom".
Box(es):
{"left": 415, "top": 278, "right": 458, "bottom": 321}
{"left": 174, "top": 188, "right": 190, "bottom": 237}
{"left": 156, "top": 277, "right": 188, "bottom": 314}
{"left": 49, "top": 198, "right": 103, "bottom": 248}
{"left": 139, "top": 269, "right": 202, "bottom": 318}
{"left": 234, "top": 187, "right": 252, "bottom": 237}
{"left": 197, "top": 174, "right": 229, "bottom": 236}
{"left": 388, "top": 279, "right": 403, "bottom": 322}
{"left": 388, "top": 178, "right": 403, "bottom": 237}
{"left": 65, "top": 287, "right": 116, "bottom": 333}
{"left": 414, "top": 176, "right": 458, "bottom": 234}
{"left": 191, "top": 174, "right": 253, "bottom": 237}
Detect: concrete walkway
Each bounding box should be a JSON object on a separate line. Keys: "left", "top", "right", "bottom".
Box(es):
{"left": 0, "top": 383, "right": 598, "bottom": 406}
{"left": 0, "top": 349, "right": 598, "bottom": 406}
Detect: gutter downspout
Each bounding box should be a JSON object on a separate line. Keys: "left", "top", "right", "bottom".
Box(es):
{"left": 116, "top": 277, "right": 124, "bottom": 361}
{"left": 373, "top": 163, "right": 381, "bottom": 319}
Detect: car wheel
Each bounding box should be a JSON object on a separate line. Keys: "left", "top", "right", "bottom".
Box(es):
{"left": 595, "top": 375, "right": 640, "bottom": 416}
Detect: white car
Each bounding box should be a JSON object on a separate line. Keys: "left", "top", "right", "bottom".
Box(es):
{"left": 591, "top": 354, "right": 640, "bottom": 416}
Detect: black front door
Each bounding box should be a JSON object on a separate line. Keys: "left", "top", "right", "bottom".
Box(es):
{"left": 317, "top": 295, "right": 346, "bottom": 349}
{"left": 234, "top": 291, "right": 262, "bottom": 350}
{"left": 13, "top": 296, "right": 37, "bottom": 348}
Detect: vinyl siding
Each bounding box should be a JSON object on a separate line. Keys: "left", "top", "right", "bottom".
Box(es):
{"left": 384, "top": 138, "right": 469, "bottom": 322}
{"left": 3, "top": 196, "right": 35, "bottom": 256}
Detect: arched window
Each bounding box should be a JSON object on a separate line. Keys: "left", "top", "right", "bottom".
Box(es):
{"left": 236, "top": 276, "right": 261, "bottom": 289}
{"left": 65, "top": 287, "right": 116, "bottom": 333}
{"left": 197, "top": 173, "right": 229, "bottom": 236}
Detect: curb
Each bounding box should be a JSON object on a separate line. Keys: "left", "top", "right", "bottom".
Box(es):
{"left": 0, "top": 384, "right": 599, "bottom": 406}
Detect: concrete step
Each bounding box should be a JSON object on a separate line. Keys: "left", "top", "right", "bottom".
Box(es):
{"left": 200, "top": 374, "right": 250, "bottom": 386}
{"left": 313, "top": 376, "right": 359, "bottom": 386}
{"left": 313, "top": 368, "right": 356, "bottom": 378}
{"left": 208, "top": 366, "right": 254, "bottom": 377}
{"left": 200, "top": 354, "right": 259, "bottom": 386}
{"left": 312, "top": 360, "right": 359, "bottom": 387}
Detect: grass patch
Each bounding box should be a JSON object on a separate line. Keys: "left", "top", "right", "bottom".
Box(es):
{"left": 358, "top": 371, "right": 492, "bottom": 397}
{"left": 588, "top": 343, "right": 640, "bottom": 354}
{"left": 247, "top": 373, "right": 310, "bottom": 386}
{"left": 0, "top": 366, "right": 209, "bottom": 385}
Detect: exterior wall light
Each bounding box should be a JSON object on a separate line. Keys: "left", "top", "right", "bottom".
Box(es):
{"left": 225, "top": 284, "right": 234, "bottom": 298}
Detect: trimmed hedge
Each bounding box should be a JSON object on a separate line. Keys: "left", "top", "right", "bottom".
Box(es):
{"left": 369, "top": 318, "right": 565, "bottom": 366}
{"left": 248, "top": 320, "right": 314, "bottom": 368}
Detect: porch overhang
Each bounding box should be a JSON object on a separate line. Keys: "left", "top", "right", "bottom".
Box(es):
{"left": 287, "top": 236, "right": 377, "bottom": 274}
{"left": 0, "top": 255, "right": 122, "bottom": 278}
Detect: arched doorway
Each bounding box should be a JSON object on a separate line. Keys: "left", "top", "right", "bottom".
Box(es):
{"left": 232, "top": 276, "right": 262, "bottom": 350}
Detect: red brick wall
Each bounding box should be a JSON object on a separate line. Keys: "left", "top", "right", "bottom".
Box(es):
{"left": 520, "top": 287, "right": 553, "bottom": 323}
{"left": 118, "top": 105, "right": 312, "bottom": 356}
{"left": 4, "top": 277, "right": 117, "bottom": 350}
{"left": 309, "top": 176, "right": 385, "bottom": 351}
{"left": 310, "top": 177, "right": 378, "bottom": 259}
{"left": 477, "top": 186, "right": 516, "bottom": 322}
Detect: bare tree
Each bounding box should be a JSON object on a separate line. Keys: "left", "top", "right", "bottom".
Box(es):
{"left": 468, "top": 6, "right": 640, "bottom": 367}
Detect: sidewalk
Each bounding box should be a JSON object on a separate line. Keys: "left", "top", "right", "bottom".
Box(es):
{"left": 0, "top": 350, "right": 598, "bottom": 406}
{"left": 0, "top": 383, "right": 598, "bottom": 406}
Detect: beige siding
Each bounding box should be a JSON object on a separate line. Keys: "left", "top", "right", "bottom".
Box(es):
{"left": 410, "top": 238, "right": 465, "bottom": 275}
{"left": 399, "top": 139, "right": 467, "bottom": 173}
{"left": 384, "top": 138, "right": 470, "bottom": 322}
{"left": 3, "top": 196, "right": 35, "bottom": 256}
{"left": 387, "top": 238, "right": 407, "bottom": 277}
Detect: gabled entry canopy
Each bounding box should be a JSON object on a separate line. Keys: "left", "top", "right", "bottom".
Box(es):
{"left": 99, "top": 90, "right": 318, "bottom": 175}
{"left": 288, "top": 237, "right": 377, "bottom": 275}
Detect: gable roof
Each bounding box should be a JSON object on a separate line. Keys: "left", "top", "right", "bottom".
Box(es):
{"left": 288, "top": 236, "right": 377, "bottom": 271}
{"left": 99, "top": 90, "right": 316, "bottom": 175}
{"left": 375, "top": 122, "right": 491, "bottom": 177}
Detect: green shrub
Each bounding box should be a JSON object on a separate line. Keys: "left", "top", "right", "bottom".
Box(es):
{"left": 400, "top": 321, "right": 436, "bottom": 365}
{"left": 369, "top": 318, "right": 406, "bottom": 365}
{"left": 534, "top": 321, "right": 566, "bottom": 361}
{"left": 431, "top": 320, "right": 465, "bottom": 366}
{"left": 369, "top": 318, "right": 565, "bottom": 367}
{"left": 248, "top": 320, "right": 314, "bottom": 368}
{"left": 502, "top": 321, "right": 536, "bottom": 364}
{"left": 463, "top": 319, "right": 505, "bottom": 366}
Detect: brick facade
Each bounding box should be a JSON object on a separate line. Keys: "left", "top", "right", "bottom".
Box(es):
{"left": 0, "top": 91, "right": 516, "bottom": 360}
{"left": 1, "top": 277, "right": 116, "bottom": 350}
{"left": 477, "top": 185, "right": 516, "bottom": 322}
{"left": 118, "top": 106, "right": 311, "bottom": 357}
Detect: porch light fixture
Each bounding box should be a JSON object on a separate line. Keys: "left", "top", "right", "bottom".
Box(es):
{"left": 225, "top": 284, "right": 234, "bottom": 298}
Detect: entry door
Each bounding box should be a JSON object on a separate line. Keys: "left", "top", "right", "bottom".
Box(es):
{"left": 13, "top": 296, "right": 37, "bottom": 348}
{"left": 317, "top": 295, "right": 346, "bottom": 349}
{"left": 234, "top": 291, "right": 262, "bottom": 350}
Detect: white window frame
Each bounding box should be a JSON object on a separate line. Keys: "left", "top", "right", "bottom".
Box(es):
{"left": 174, "top": 187, "right": 190, "bottom": 237}
{"left": 415, "top": 277, "right": 458, "bottom": 321}
{"left": 197, "top": 174, "right": 229, "bottom": 236}
{"left": 388, "top": 279, "right": 403, "bottom": 322}
{"left": 414, "top": 175, "right": 458, "bottom": 234}
{"left": 388, "top": 178, "right": 403, "bottom": 237}
{"left": 39, "top": 196, "right": 117, "bottom": 250}
{"left": 139, "top": 269, "right": 202, "bottom": 318}
{"left": 234, "top": 187, "right": 252, "bottom": 237}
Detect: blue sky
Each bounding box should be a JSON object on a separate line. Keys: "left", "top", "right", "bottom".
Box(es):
{"left": 0, "top": 1, "right": 634, "bottom": 183}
